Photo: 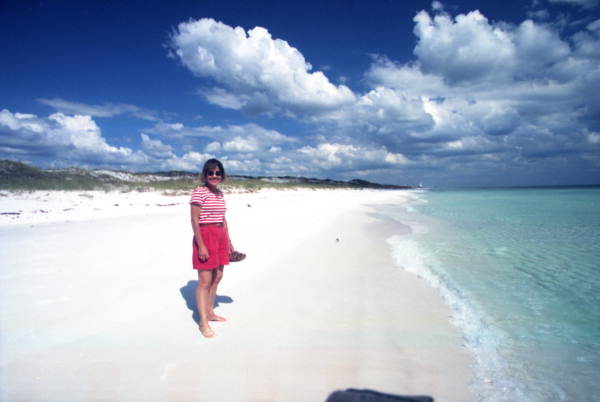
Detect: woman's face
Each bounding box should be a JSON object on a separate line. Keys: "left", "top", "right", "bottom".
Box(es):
{"left": 205, "top": 167, "right": 223, "bottom": 187}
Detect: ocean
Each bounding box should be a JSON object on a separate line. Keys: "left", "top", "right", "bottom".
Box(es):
{"left": 384, "top": 187, "right": 600, "bottom": 402}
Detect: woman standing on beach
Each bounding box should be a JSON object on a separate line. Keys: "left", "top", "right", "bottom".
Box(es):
{"left": 190, "top": 158, "right": 233, "bottom": 338}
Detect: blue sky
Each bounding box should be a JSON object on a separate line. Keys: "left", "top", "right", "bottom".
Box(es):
{"left": 1, "top": 0, "right": 599, "bottom": 186}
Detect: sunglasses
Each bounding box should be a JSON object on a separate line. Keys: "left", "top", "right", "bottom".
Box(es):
{"left": 206, "top": 170, "right": 223, "bottom": 177}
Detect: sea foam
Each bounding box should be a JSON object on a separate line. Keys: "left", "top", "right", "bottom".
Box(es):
{"left": 383, "top": 187, "right": 600, "bottom": 402}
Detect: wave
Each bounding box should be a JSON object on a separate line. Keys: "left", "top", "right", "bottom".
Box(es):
{"left": 382, "top": 193, "right": 525, "bottom": 401}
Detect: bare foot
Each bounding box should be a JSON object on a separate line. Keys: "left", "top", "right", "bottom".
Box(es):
{"left": 208, "top": 314, "right": 227, "bottom": 322}
{"left": 199, "top": 325, "right": 215, "bottom": 338}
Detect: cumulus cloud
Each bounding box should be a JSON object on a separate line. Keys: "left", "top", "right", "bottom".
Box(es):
{"left": 140, "top": 134, "right": 175, "bottom": 159}
{"left": 355, "top": 6, "right": 600, "bottom": 180}
{"left": 160, "top": 151, "right": 215, "bottom": 171}
{"left": 205, "top": 141, "right": 221, "bottom": 152}
{"left": 412, "top": 10, "right": 570, "bottom": 84}
{"left": 314, "top": 85, "right": 435, "bottom": 142}
{"left": 159, "top": 7, "right": 599, "bottom": 184}
{"left": 145, "top": 121, "right": 296, "bottom": 154}
{"left": 413, "top": 10, "right": 517, "bottom": 84}
{"left": 223, "top": 136, "right": 260, "bottom": 152}
{"left": 0, "top": 108, "right": 220, "bottom": 172}
{"left": 169, "top": 18, "right": 356, "bottom": 117}
{"left": 298, "top": 143, "right": 409, "bottom": 170}
{"left": 139, "top": 119, "right": 411, "bottom": 177}
{"left": 572, "top": 19, "right": 600, "bottom": 59}
{"left": 0, "top": 109, "right": 146, "bottom": 166}
{"left": 164, "top": 11, "right": 598, "bottom": 177}
{"left": 6, "top": 5, "right": 599, "bottom": 186}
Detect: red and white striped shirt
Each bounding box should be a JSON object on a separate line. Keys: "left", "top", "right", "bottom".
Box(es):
{"left": 190, "top": 186, "right": 226, "bottom": 224}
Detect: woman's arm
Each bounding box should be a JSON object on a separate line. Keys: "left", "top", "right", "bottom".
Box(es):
{"left": 191, "top": 204, "right": 209, "bottom": 260}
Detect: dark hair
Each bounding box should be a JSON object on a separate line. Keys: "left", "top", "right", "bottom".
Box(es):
{"left": 201, "top": 158, "right": 226, "bottom": 183}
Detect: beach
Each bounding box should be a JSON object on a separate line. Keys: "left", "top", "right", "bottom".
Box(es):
{"left": 0, "top": 189, "right": 475, "bottom": 401}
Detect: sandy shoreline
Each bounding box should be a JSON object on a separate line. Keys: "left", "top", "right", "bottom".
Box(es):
{"left": 0, "top": 189, "right": 475, "bottom": 401}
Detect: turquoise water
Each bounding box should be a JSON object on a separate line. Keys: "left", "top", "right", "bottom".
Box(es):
{"left": 385, "top": 187, "right": 600, "bottom": 402}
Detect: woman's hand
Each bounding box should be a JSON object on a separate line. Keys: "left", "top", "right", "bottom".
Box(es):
{"left": 228, "top": 241, "right": 234, "bottom": 253}
{"left": 199, "top": 243, "right": 209, "bottom": 262}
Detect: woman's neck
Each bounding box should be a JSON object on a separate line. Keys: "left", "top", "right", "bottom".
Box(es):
{"left": 205, "top": 183, "right": 221, "bottom": 194}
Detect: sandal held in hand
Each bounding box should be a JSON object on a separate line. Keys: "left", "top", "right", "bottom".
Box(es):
{"left": 229, "top": 250, "right": 246, "bottom": 262}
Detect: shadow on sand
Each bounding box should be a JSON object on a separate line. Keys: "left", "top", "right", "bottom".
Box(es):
{"left": 179, "top": 280, "right": 234, "bottom": 324}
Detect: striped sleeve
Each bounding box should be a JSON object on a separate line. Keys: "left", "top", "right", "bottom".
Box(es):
{"left": 190, "top": 187, "right": 207, "bottom": 205}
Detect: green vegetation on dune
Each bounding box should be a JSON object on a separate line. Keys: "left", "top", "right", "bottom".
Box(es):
{"left": 0, "top": 160, "right": 413, "bottom": 193}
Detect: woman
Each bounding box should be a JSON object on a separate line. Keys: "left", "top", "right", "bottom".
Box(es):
{"left": 190, "top": 158, "right": 234, "bottom": 338}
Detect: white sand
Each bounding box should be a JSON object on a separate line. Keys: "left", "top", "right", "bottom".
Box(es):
{"left": 0, "top": 189, "right": 475, "bottom": 401}
{"left": 0, "top": 190, "right": 190, "bottom": 227}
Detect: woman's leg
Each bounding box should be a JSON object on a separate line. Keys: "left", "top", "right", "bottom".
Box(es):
{"left": 196, "top": 269, "right": 215, "bottom": 337}
{"left": 208, "top": 266, "right": 226, "bottom": 321}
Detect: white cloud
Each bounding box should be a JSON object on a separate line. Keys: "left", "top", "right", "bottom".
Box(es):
{"left": 514, "top": 20, "right": 570, "bottom": 75}
{"left": 548, "top": 0, "right": 599, "bottom": 9}
{"left": 6, "top": 5, "right": 599, "bottom": 187}
{"left": 572, "top": 19, "right": 600, "bottom": 59}
{"left": 435, "top": 135, "right": 498, "bottom": 155}
{"left": 140, "top": 133, "right": 175, "bottom": 159}
{"left": 38, "top": 98, "right": 159, "bottom": 121}
{"left": 431, "top": 1, "right": 444, "bottom": 11}
{"left": 588, "top": 133, "right": 600, "bottom": 144}
{"left": 298, "top": 143, "right": 409, "bottom": 169}
{"left": 528, "top": 9, "right": 551, "bottom": 21}
{"left": 477, "top": 105, "right": 520, "bottom": 136}
{"left": 0, "top": 109, "right": 146, "bottom": 166}
{"left": 201, "top": 87, "right": 246, "bottom": 110}
{"left": 366, "top": 59, "right": 446, "bottom": 95}
{"left": 413, "top": 10, "right": 517, "bottom": 84}
{"left": 223, "top": 136, "right": 259, "bottom": 152}
{"left": 48, "top": 113, "right": 108, "bottom": 151}
{"left": 145, "top": 121, "right": 296, "bottom": 153}
{"left": 159, "top": 151, "right": 215, "bottom": 171}
{"left": 163, "top": 12, "right": 597, "bottom": 184}
{"left": 352, "top": 86, "right": 433, "bottom": 130}
{"left": 356, "top": 8, "right": 600, "bottom": 160}
{"left": 204, "top": 141, "right": 221, "bottom": 152}
{"left": 0, "top": 111, "right": 45, "bottom": 133}
{"left": 160, "top": 2, "right": 600, "bottom": 183}
{"left": 169, "top": 18, "right": 356, "bottom": 117}
{"left": 412, "top": 9, "right": 571, "bottom": 84}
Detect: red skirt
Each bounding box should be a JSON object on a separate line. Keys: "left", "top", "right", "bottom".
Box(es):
{"left": 192, "top": 225, "right": 230, "bottom": 270}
